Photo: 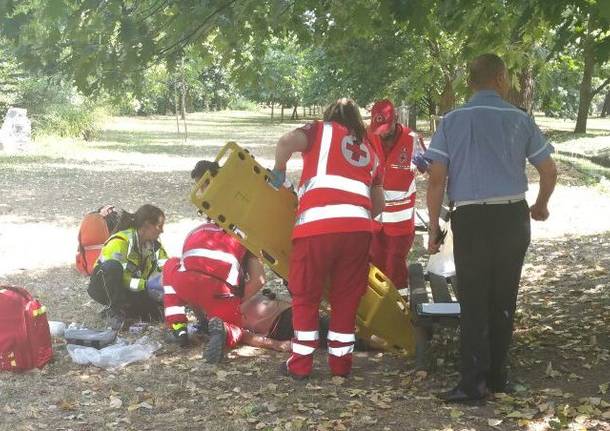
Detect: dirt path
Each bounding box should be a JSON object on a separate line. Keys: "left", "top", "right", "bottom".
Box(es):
{"left": 0, "top": 111, "right": 608, "bottom": 430}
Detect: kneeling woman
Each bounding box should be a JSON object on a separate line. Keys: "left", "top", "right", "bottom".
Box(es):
{"left": 88, "top": 204, "right": 168, "bottom": 327}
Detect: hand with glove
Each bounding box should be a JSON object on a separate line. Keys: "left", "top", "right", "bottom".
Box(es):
{"left": 269, "top": 168, "right": 286, "bottom": 189}
{"left": 412, "top": 154, "right": 430, "bottom": 173}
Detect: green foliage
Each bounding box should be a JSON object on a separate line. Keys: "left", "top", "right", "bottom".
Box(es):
{"left": 34, "top": 102, "right": 102, "bottom": 140}
{"left": 12, "top": 76, "right": 103, "bottom": 138}
{"left": 537, "top": 55, "right": 583, "bottom": 118}
{"left": 227, "top": 97, "right": 258, "bottom": 111}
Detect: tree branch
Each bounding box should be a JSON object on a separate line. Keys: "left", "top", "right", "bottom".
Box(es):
{"left": 155, "top": 0, "right": 238, "bottom": 58}
{"left": 592, "top": 77, "right": 610, "bottom": 97}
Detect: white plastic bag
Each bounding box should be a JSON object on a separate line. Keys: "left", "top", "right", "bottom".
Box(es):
{"left": 426, "top": 222, "right": 456, "bottom": 277}
{"left": 66, "top": 336, "right": 161, "bottom": 369}
{"left": 48, "top": 321, "right": 66, "bottom": 338}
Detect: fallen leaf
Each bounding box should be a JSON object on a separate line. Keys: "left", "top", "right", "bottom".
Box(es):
{"left": 331, "top": 376, "right": 345, "bottom": 385}
{"left": 450, "top": 408, "right": 463, "bottom": 418}
{"left": 487, "top": 418, "right": 503, "bottom": 427}
{"left": 109, "top": 396, "right": 122, "bottom": 409}
{"left": 58, "top": 400, "right": 76, "bottom": 411}
{"left": 545, "top": 362, "right": 561, "bottom": 378}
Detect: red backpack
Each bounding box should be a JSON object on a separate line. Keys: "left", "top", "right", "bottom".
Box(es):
{"left": 75, "top": 205, "right": 122, "bottom": 275}
{"left": 0, "top": 286, "right": 53, "bottom": 372}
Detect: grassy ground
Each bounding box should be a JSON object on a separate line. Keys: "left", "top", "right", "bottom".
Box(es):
{"left": 0, "top": 110, "right": 609, "bottom": 431}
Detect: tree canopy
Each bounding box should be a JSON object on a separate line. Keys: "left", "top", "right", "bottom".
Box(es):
{"left": 1, "top": 0, "right": 609, "bottom": 131}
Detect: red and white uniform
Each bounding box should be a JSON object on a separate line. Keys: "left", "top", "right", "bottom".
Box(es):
{"left": 369, "top": 123, "right": 426, "bottom": 295}
{"left": 287, "top": 120, "right": 381, "bottom": 378}
{"left": 162, "top": 223, "right": 248, "bottom": 348}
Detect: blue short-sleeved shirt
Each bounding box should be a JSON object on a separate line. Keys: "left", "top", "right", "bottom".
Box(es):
{"left": 424, "top": 90, "right": 554, "bottom": 202}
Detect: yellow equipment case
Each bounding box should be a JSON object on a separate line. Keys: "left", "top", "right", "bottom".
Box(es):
{"left": 191, "top": 142, "right": 415, "bottom": 353}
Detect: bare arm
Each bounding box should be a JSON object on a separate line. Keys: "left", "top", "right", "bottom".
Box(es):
{"left": 274, "top": 129, "right": 309, "bottom": 171}
{"left": 240, "top": 330, "right": 291, "bottom": 352}
{"left": 242, "top": 256, "right": 265, "bottom": 300}
{"left": 371, "top": 185, "right": 385, "bottom": 218}
{"left": 530, "top": 157, "right": 557, "bottom": 221}
{"left": 426, "top": 161, "right": 448, "bottom": 254}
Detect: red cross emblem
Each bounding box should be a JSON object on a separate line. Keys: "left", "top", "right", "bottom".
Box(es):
{"left": 341, "top": 136, "right": 370, "bottom": 167}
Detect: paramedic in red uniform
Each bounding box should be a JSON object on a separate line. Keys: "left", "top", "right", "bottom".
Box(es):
{"left": 162, "top": 161, "right": 291, "bottom": 363}
{"left": 367, "top": 100, "right": 429, "bottom": 296}
{"left": 271, "top": 98, "right": 385, "bottom": 379}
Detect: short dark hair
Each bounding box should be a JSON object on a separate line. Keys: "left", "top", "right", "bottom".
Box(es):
{"left": 191, "top": 160, "right": 219, "bottom": 180}
{"left": 323, "top": 98, "right": 366, "bottom": 142}
{"left": 468, "top": 54, "right": 506, "bottom": 88}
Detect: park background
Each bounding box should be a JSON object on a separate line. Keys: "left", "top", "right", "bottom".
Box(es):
{"left": 0, "top": 1, "right": 609, "bottom": 430}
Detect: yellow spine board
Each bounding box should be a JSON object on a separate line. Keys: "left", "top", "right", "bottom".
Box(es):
{"left": 191, "top": 142, "right": 415, "bottom": 354}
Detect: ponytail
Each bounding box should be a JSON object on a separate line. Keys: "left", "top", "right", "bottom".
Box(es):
{"left": 323, "top": 98, "right": 366, "bottom": 143}
{"left": 112, "top": 211, "right": 135, "bottom": 233}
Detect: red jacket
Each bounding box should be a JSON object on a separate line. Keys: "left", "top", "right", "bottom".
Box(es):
{"left": 181, "top": 223, "right": 248, "bottom": 287}
{"left": 369, "top": 123, "right": 425, "bottom": 235}
{"left": 293, "top": 121, "right": 380, "bottom": 239}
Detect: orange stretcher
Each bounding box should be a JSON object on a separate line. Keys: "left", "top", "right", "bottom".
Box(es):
{"left": 191, "top": 142, "right": 415, "bottom": 353}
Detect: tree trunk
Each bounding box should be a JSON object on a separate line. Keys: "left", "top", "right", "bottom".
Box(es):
{"left": 575, "top": 19, "right": 595, "bottom": 134}
{"left": 408, "top": 103, "right": 417, "bottom": 130}
{"left": 180, "top": 58, "right": 188, "bottom": 140}
{"left": 174, "top": 84, "right": 180, "bottom": 133}
{"left": 507, "top": 63, "right": 535, "bottom": 114}
{"left": 291, "top": 106, "right": 298, "bottom": 120}
{"left": 438, "top": 79, "right": 455, "bottom": 115}
{"left": 602, "top": 91, "right": 610, "bottom": 117}
{"left": 271, "top": 101, "right": 274, "bottom": 119}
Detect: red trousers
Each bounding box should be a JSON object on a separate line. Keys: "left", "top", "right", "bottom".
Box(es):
{"left": 286, "top": 231, "right": 371, "bottom": 377}
{"left": 370, "top": 230, "right": 415, "bottom": 295}
{"left": 162, "top": 257, "right": 243, "bottom": 348}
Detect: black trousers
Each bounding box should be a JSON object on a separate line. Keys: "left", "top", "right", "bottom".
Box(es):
{"left": 451, "top": 200, "right": 530, "bottom": 394}
{"left": 88, "top": 260, "right": 163, "bottom": 321}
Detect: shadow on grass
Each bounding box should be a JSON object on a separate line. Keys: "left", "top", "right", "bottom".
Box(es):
{"left": 0, "top": 154, "right": 64, "bottom": 165}
{"left": 91, "top": 142, "right": 226, "bottom": 156}
{"left": 546, "top": 129, "right": 609, "bottom": 143}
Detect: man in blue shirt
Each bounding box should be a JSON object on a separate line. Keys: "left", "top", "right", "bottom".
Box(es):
{"left": 425, "top": 53, "right": 557, "bottom": 403}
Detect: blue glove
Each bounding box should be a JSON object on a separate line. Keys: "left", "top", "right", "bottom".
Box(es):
{"left": 146, "top": 273, "right": 163, "bottom": 303}
{"left": 412, "top": 154, "right": 429, "bottom": 173}
{"left": 269, "top": 168, "right": 286, "bottom": 189}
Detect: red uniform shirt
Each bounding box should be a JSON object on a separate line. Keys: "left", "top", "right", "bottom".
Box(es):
{"left": 292, "top": 121, "right": 381, "bottom": 239}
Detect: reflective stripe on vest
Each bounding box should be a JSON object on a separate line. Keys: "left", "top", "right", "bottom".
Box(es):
{"left": 327, "top": 331, "right": 355, "bottom": 343}
{"left": 129, "top": 278, "right": 143, "bottom": 291}
{"left": 328, "top": 345, "right": 354, "bottom": 357}
{"left": 181, "top": 248, "right": 241, "bottom": 286}
{"left": 299, "top": 174, "right": 370, "bottom": 200}
{"left": 295, "top": 204, "right": 370, "bottom": 227}
{"left": 317, "top": 123, "right": 333, "bottom": 175}
{"left": 163, "top": 285, "right": 176, "bottom": 294}
{"left": 384, "top": 181, "right": 416, "bottom": 204}
{"left": 165, "top": 306, "right": 186, "bottom": 317}
{"left": 379, "top": 206, "right": 414, "bottom": 223}
{"left": 292, "top": 342, "right": 316, "bottom": 356}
